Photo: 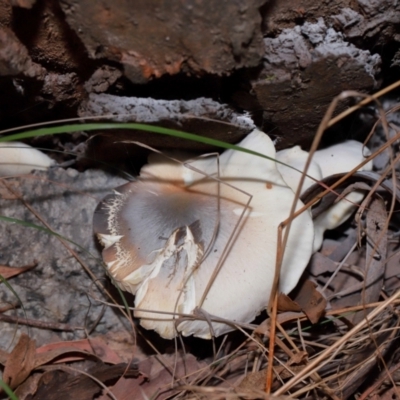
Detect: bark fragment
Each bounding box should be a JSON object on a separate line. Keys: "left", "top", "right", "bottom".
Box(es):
{"left": 252, "top": 18, "right": 381, "bottom": 148}
{"left": 59, "top": 0, "right": 266, "bottom": 83}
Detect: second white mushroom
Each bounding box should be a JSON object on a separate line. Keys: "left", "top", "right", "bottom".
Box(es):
{"left": 0, "top": 141, "right": 54, "bottom": 177}
{"left": 276, "top": 140, "right": 373, "bottom": 251}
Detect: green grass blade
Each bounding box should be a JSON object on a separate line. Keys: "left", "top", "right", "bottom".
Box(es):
{"left": 0, "top": 274, "right": 25, "bottom": 312}
{"left": 0, "top": 380, "right": 18, "bottom": 400}
{"left": 0, "top": 122, "right": 318, "bottom": 181}
{"left": 0, "top": 123, "right": 276, "bottom": 161}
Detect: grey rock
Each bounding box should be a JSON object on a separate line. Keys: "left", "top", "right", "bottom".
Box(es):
{"left": 0, "top": 167, "right": 128, "bottom": 349}
{"left": 252, "top": 19, "right": 381, "bottom": 148}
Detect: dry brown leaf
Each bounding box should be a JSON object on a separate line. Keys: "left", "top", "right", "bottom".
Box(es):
{"left": 34, "top": 346, "right": 98, "bottom": 366}
{"left": 99, "top": 353, "right": 207, "bottom": 400}
{"left": 254, "top": 319, "right": 270, "bottom": 336}
{"left": 384, "top": 244, "right": 400, "bottom": 280}
{"left": 96, "top": 375, "right": 147, "bottom": 400}
{"left": 276, "top": 311, "right": 306, "bottom": 324}
{"left": 277, "top": 293, "right": 301, "bottom": 312}
{"left": 3, "top": 333, "right": 36, "bottom": 389}
{"left": 97, "top": 331, "right": 137, "bottom": 364}
{"left": 14, "top": 372, "right": 43, "bottom": 400}
{"left": 31, "top": 363, "right": 138, "bottom": 400}
{"left": 356, "top": 196, "right": 387, "bottom": 315}
{"left": 326, "top": 197, "right": 387, "bottom": 322}
{"left": 237, "top": 369, "right": 265, "bottom": 392}
{"left": 238, "top": 366, "right": 305, "bottom": 394}
{"left": 255, "top": 311, "right": 309, "bottom": 336}
{"left": 287, "top": 350, "right": 308, "bottom": 366}
{"left": 370, "top": 386, "right": 400, "bottom": 400}
{"left": 35, "top": 337, "right": 122, "bottom": 365}
{"left": 0, "top": 347, "right": 9, "bottom": 365}
{"left": 309, "top": 252, "right": 338, "bottom": 275}
{"left": 291, "top": 280, "right": 326, "bottom": 323}
{"left": 89, "top": 337, "right": 124, "bottom": 364}
{"left": 0, "top": 263, "right": 36, "bottom": 279}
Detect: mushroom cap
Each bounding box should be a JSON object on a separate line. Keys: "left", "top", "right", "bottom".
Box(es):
{"left": 312, "top": 190, "right": 366, "bottom": 252}
{"left": 276, "top": 146, "right": 323, "bottom": 195}
{"left": 0, "top": 142, "right": 54, "bottom": 176}
{"left": 312, "top": 140, "right": 373, "bottom": 251}
{"left": 93, "top": 129, "right": 314, "bottom": 339}
{"left": 312, "top": 140, "right": 373, "bottom": 177}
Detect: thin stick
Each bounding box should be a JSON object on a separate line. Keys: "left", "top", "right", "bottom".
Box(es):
{"left": 0, "top": 313, "right": 80, "bottom": 331}
{"left": 266, "top": 292, "right": 278, "bottom": 393}
{"left": 274, "top": 288, "right": 400, "bottom": 395}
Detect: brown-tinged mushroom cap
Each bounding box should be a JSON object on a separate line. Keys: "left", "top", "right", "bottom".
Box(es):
{"left": 94, "top": 129, "right": 314, "bottom": 339}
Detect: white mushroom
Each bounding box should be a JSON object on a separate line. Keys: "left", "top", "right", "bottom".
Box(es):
{"left": 275, "top": 146, "right": 323, "bottom": 194}
{"left": 311, "top": 140, "right": 373, "bottom": 177}
{"left": 276, "top": 140, "right": 373, "bottom": 252}
{"left": 312, "top": 191, "right": 367, "bottom": 252}
{"left": 94, "top": 129, "right": 314, "bottom": 339}
{"left": 311, "top": 141, "right": 373, "bottom": 251}
{"left": 0, "top": 142, "right": 54, "bottom": 176}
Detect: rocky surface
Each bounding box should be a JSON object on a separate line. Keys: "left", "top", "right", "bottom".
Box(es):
{"left": 0, "top": 167, "right": 128, "bottom": 349}
{"left": 0, "top": 0, "right": 399, "bottom": 348}
{"left": 252, "top": 18, "right": 381, "bottom": 148}
{"left": 78, "top": 95, "right": 256, "bottom": 166}
{"left": 0, "top": 0, "right": 399, "bottom": 148}
{"left": 59, "top": 0, "right": 266, "bottom": 83}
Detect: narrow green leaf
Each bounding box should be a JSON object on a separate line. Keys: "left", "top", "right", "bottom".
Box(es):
{"left": 0, "top": 380, "right": 18, "bottom": 400}
{"left": 0, "top": 122, "right": 275, "bottom": 161}
{"left": 0, "top": 122, "right": 316, "bottom": 180}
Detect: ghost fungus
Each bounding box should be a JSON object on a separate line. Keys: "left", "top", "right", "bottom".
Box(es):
{"left": 276, "top": 146, "right": 323, "bottom": 194}
{"left": 93, "top": 129, "right": 314, "bottom": 339}
{"left": 0, "top": 142, "right": 54, "bottom": 176}
{"left": 277, "top": 140, "right": 373, "bottom": 252}
{"left": 311, "top": 140, "right": 373, "bottom": 178}
{"left": 311, "top": 141, "right": 373, "bottom": 251}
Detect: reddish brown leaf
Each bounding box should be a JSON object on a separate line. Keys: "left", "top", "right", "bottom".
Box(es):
{"left": 89, "top": 337, "right": 123, "bottom": 364}
{"left": 34, "top": 346, "right": 96, "bottom": 366}
{"left": 96, "top": 331, "right": 138, "bottom": 364}
{"left": 0, "top": 263, "right": 36, "bottom": 279}
{"left": 254, "top": 319, "right": 270, "bottom": 336}
{"left": 277, "top": 311, "right": 306, "bottom": 324}
{"left": 277, "top": 293, "right": 301, "bottom": 312}
{"left": 35, "top": 337, "right": 123, "bottom": 366}
{"left": 3, "top": 333, "right": 36, "bottom": 389}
